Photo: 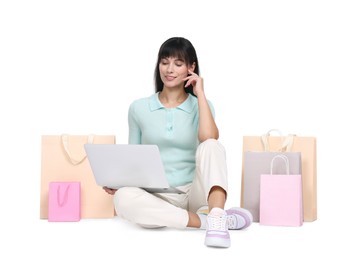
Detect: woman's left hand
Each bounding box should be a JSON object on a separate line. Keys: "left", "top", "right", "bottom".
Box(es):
{"left": 103, "top": 186, "right": 117, "bottom": 195}
{"left": 184, "top": 69, "right": 204, "bottom": 97}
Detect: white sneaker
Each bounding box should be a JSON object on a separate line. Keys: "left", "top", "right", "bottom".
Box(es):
{"left": 226, "top": 207, "right": 253, "bottom": 230}
{"left": 197, "top": 206, "right": 253, "bottom": 230}
{"left": 204, "top": 208, "right": 231, "bottom": 248}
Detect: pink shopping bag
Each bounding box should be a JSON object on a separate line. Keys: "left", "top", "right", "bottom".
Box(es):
{"left": 259, "top": 154, "right": 303, "bottom": 226}
{"left": 242, "top": 151, "right": 301, "bottom": 222}
{"left": 48, "top": 182, "right": 81, "bottom": 222}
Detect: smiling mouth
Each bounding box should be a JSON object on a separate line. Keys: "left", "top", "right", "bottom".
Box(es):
{"left": 165, "top": 76, "right": 176, "bottom": 81}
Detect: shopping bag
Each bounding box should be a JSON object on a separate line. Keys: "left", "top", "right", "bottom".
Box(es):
{"left": 241, "top": 129, "right": 317, "bottom": 222}
{"left": 40, "top": 134, "right": 116, "bottom": 219}
{"left": 260, "top": 155, "right": 303, "bottom": 226}
{"left": 242, "top": 151, "right": 301, "bottom": 222}
{"left": 48, "top": 182, "right": 81, "bottom": 222}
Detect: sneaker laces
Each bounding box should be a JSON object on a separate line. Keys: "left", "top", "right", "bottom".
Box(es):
{"left": 227, "top": 214, "right": 239, "bottom": 229}
{"left": 207, "top": 213, "right": 227, "bottom": 231}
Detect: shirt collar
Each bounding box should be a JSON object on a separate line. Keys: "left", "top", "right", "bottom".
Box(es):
{"left": 148, "top": 92, "right": 196, "bottom": 113}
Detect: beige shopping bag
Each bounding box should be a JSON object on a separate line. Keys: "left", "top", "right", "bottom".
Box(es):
{"left": 40, "top": 134, "right": 116, "bottom": 219}
{"left": 241, "top": 130, "right": 317, "bottom": 222}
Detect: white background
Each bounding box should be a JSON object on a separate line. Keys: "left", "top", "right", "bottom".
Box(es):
{"left": 1, "top": 0, "right": 350, "bottom": 259}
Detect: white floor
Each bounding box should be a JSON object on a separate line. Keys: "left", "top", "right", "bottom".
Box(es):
{"left": 3, "top": 209, "right": 349, "bottom": 260}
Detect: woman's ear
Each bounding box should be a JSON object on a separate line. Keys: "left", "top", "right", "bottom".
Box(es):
{"left": 189, "top": 62, "right": 196, "bottom": 72}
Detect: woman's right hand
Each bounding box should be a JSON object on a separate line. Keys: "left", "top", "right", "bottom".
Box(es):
{"left": 103, "top": 186, "right": 117, "bottom": 195}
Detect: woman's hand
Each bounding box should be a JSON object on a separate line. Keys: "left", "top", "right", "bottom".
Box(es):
{"left": 184, "top": 69, "right": 204, "bottom": 97}
{"left": 103, "top": 186, "right": 117, "bottom": 195}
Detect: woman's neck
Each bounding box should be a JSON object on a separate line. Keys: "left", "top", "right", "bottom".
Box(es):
{"left": 159, "top": 89, "right": 188, "bottom": 108}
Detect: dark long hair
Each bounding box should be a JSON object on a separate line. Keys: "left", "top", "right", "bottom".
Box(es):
{"left": 154, "top": 37, "right": 200, "bottom": 96}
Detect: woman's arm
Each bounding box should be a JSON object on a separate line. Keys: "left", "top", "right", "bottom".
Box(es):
{"left": 185, "top": 70, "right": 219, "bottom": 142}
{"left": 197, "top": 91, "right": 219, "bottom": 142}
{"left": 128, "top": 102, "right": 142, "bottom": 144}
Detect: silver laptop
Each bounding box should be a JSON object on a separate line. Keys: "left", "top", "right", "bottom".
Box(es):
{"left": 84, "top": 144, "right": 185, "bottom": 194}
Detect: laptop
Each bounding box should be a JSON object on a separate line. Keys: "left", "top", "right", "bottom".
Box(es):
{"left": 84, "top": 144, "right": 185, "bottom": 194}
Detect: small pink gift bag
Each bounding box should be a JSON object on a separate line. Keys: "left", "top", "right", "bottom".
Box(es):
{"left": 48, "top": 182, "right": 81, "bottom": 222}
{"left": 259, "top": 154, "right": 303, "bottom": 227}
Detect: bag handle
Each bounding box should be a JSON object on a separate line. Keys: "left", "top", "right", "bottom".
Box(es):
{"left": 270, "top": 154, "right": 290, "bottom": 175}
{"left": 261, "top": 129, "right": 295, "bottom": 152}
{"left": 57, "top": 184, "right": 70, "bottom": 207}
{"left": 61, "top": 134, "right": 94, "bottom": 165}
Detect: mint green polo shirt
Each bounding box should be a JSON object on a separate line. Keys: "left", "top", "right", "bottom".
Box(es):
{"left": 128, "top": 92, "right": 215, "bottom": 187}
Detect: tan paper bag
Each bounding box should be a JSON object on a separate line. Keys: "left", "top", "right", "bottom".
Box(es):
{"left": 241, "top": 130, "right": 317, "bottom": 222}
{"left": 40, "top": 134, "right": 116, "bottom": 219}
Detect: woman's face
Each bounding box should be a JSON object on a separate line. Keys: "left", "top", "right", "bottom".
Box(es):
{"left": 159, "top": 56, "right": 193, "bottom": 89}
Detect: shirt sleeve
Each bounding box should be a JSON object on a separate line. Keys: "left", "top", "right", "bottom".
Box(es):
{"left": 128, "top": 102, "right": 142, "bottom": 144}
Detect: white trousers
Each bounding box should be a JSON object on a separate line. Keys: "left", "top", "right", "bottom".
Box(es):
{"left": 113, "top": 139, "right": 228, "bottom": 229}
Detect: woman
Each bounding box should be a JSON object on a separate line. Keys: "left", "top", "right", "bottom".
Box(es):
{"left": 104, "top": 37, "right": 252, "bottom": 248}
